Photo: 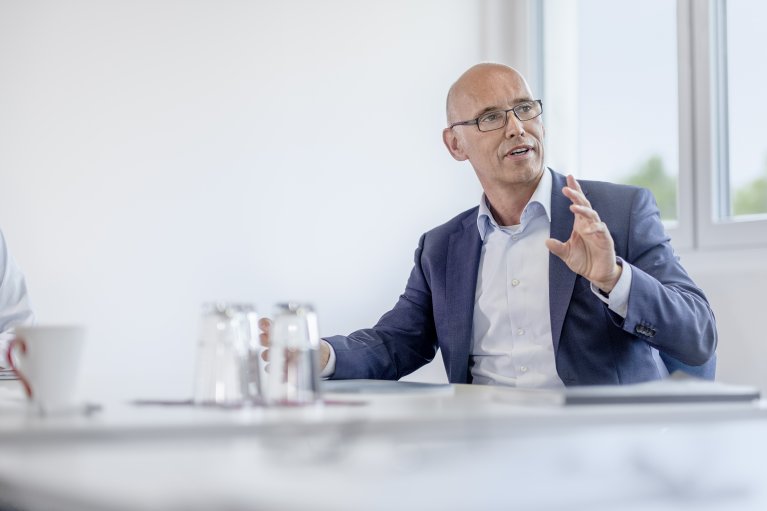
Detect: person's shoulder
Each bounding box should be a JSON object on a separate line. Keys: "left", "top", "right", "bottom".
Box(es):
{"left": 411, "top": 206, "right": 479, "bottom": 251}
{"left": 578, "top": 177, "right": 645, "bottom": 197}
{"left": 567, "top": 178, "right": 660, "bottom": 231}
{"left": 411, "top": 206, "right": 479, "bottom": 256}
{"left": 576, "top": 177, "right": 652, "bottom": 210}
{"left": 423, "top": 206, "right": 479, "bottom": 238}
{"left": 549, "top": 168, "right": 649, "bottom": 207}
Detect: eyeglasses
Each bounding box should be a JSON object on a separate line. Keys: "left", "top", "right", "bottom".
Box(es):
{"left": 448, "top": 99, "right": 543, "bottom": 132}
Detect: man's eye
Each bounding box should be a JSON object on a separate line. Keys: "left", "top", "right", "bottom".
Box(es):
{"left": 481, "top": 112, "right": 503, "bottom": 123}
{"left": 517, "top": 104, "right": 533, "bottom": 113}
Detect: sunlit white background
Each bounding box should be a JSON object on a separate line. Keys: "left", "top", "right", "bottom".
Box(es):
{"left": 0, "top": 0, "right": 500, "bottom": 400}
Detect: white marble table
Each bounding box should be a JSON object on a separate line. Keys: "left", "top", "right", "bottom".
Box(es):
{"left": 1, "top": 379, "right": 766, "bottom": 511}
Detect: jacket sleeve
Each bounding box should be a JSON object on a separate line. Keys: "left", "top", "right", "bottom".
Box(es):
{"left": 324, "top": 233, "right": 438, "bottom": 380}
{"left": 620, "top": 188, "right": 717, "bottom": 366}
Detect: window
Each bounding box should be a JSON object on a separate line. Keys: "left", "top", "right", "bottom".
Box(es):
{"left": 719, "top": 0, "right": 767, "bottom": 218}
{"left": 539, "top": 0, "right": 767, "bottom": 249}
{"left": 543, "top": 0, "right": 679, "bottom": 222}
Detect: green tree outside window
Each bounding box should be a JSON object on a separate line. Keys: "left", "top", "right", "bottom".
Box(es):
{"left": 619, "top": 153, "right": 767, "bottom": 221}
{"left": 622, "top": 155, "right": 677, "bottom": 221}
{"left": 732, "top": 156, "right": 767, "bottom": 216}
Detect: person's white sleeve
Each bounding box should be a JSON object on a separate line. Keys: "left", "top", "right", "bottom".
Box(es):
{"left": 590, "top": 258, "right": 632, "bottom": 318}
{"left": 0, "top": 230, "right": 34, "bottom": 368}
{"left": 319, "top": 339, "right": 336, "bottom": 378}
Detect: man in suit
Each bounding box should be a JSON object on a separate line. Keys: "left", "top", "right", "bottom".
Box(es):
{"left": 261, "top": 63, "right": 717, "bottom": 387}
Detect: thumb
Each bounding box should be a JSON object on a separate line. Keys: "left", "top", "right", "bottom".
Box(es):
{"left": 546, "top": 238, "right": 568, "bottom": 260}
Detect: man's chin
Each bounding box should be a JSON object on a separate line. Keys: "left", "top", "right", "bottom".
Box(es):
{"left": 502, "top": 162, "right": 543, "bottom": 180}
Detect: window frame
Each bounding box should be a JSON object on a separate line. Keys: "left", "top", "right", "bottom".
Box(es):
{"left": 691, "top": 0, "right": 767, "bottom": 249}
{"left": 533, "top": 0, "right": 767, "bottom": 251}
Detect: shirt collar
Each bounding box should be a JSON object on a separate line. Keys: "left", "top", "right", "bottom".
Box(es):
{"left": 477, "top": 168, "right": 553, "bottom": 241}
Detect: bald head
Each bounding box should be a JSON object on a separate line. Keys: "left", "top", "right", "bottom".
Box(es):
{"left": 446, "top": 63, "right": 533, "bottom": 125}
{"left": 441, "top": 61, "right": 546, "bottom": 197}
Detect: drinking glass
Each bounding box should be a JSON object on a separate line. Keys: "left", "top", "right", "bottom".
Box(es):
{"left": 266, "top": 302, "right": 322, "bottom": 405}
{"left": 193, "top": 302, "right": 261, "bottom": 405}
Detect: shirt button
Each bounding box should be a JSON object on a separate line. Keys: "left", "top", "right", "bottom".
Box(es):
{"left": 511, "top": 279, "right": 520, "bottom": 287}
{"left": 512, "top": 235, "right": 519, "bottom": 241}
{"left": 520, "top": 366, "right": 528, "bottom": 373}
{"left": 517, "top": 329, "right": 525, "bottom": 336}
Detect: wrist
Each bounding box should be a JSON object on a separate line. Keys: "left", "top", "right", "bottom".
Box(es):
{"left": 596, "top": 260, "right": 623, "bottom": 295}
{"left": 320, "top": 341, "right": 330, "bottom": 369}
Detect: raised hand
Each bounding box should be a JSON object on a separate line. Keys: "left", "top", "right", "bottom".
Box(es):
{"left": 545, "top": 175, "right": 622, "bottom": 293}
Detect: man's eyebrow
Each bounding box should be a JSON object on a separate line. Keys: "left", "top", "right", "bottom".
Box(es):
{"left": 474, "top": 105, "right": 502, "bottom": 117}
{"left": 473, "top": 97, "right": 534, "bottom": 117}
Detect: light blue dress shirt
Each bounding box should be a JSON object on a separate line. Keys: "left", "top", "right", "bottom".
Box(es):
{"left": 471, "top": 170, "right": 633, "bottom": 387}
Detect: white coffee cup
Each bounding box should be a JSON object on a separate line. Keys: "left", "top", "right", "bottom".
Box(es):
{"left": 5, "top": 325, "right": 85, "bottom": 413}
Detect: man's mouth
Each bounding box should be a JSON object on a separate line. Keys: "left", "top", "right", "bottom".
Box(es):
{"left": 505, "top": 145, "right": 533, "bottom": 158}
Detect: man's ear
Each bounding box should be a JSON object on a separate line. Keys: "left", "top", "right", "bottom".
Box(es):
{"left": 442, "top": 128, "right": 468, "bottom": 161}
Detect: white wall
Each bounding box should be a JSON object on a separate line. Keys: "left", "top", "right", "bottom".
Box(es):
{"left": 681, "top": 248, "right": 767, "bottom": 392}
{"left": 0, "top": 0, "right": 501, "bottom": 400}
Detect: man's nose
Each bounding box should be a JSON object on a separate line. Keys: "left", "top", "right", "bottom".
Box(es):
{"left": 504, "top": 112, "right": 525, "bottom": 138}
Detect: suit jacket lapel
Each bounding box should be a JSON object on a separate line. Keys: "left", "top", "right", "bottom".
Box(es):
{"left": 548, "top": 170, "right": 578, "bottom": 354}
{"left": 445, "top": 212, "right": 482, "bottom": 383}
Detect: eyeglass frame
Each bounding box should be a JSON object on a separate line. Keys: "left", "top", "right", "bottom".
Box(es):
{"left": 448, "top": 99, "right": 543, "bottom": 132}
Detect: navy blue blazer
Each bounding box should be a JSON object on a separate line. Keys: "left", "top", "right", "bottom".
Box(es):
{"left": 326, "top": 170, "right": 717, "bottom": 385}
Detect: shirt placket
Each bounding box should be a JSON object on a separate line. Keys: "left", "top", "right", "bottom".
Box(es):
{"left": 505, "top": 223, "right": 529, "bottom": 381}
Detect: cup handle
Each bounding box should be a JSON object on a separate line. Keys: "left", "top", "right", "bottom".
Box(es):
{"left": 6, "top": 337, "right": 32, "bottom": 398}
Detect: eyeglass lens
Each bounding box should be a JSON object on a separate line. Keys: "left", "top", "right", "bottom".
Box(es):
{"left": 477, "top": 101, "right": 541, "bottom": 132}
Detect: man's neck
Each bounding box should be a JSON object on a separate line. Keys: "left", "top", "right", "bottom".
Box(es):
{"left": 484, "top": 172, "right": 544, "bottom": 226}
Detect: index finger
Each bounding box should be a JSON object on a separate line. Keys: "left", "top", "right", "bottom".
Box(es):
{"left": 563, "top": 175, "right": 591, "bottom": 208}
{"left": 566, "top": 174, "right": 583, "bottom": 192}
